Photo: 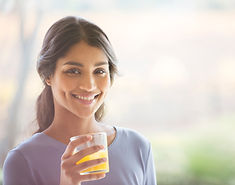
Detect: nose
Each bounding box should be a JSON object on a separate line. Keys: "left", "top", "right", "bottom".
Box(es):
{"left": 79, "top": 74, "right": 96, "bottom": 92}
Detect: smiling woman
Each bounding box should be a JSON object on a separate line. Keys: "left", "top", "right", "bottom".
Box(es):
{"left": 2, "top": 16, "right": 157, "bottom": 185}
{"left": 47, "top": 41, "right": 111, "bottom": 121}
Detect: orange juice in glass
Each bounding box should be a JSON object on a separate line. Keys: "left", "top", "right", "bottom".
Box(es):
{"left": 70, "top": 132, "right": 109, "bottom": 175}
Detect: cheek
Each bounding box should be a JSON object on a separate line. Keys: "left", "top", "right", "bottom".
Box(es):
{"left": 100, "top": 76, "right": 111, "bottom": 91}
{"left": 51, "top": 79, "right": 74, "bottom": 102}
{"left": 55, "top": 75, "right": 74, "bottom": 91}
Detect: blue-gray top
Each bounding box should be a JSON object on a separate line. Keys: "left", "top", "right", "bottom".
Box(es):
{"left": 3, "top": 126, "right": 157, "bottom": 185}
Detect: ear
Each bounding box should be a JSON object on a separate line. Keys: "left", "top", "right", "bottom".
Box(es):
{"left": 45, "top": 77, "right": 51, "bottom": 86}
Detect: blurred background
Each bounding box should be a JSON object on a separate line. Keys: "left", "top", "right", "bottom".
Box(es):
{"left": 1, "top": 0, "right": 235, "bottom": 184}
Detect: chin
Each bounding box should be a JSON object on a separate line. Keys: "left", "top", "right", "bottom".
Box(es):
{"left": 69, "top": 103, "right": 103, "bottom": 120}
{"left": 72, "top": 109, "right": 96, "bottom": 120}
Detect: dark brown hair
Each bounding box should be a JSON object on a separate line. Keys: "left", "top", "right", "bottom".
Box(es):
{"left": 35, "top": 16, "right": 117, "bottom": 133}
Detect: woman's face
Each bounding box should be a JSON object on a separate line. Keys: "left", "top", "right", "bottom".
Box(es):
{"left": 48, "top": 41, "right": 110, "bottom": 119}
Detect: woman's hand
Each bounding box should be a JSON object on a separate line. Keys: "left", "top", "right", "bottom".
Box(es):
{"left": 60, "top": 135, "right": 107, "bottom": 185}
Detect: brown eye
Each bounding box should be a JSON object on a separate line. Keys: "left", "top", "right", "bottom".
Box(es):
{"left": 65, "top": 68, "right": 81, "bottom": 75}
{"left": 95, "top": 68, "right": 106, "bottom": 75}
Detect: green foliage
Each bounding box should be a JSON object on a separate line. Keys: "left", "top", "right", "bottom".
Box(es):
{"left": 150, "top": 115, "right": 235, "bottom": 185}
{"left": 185, "top": 139, "right": 235, "bottom": 185}
{"left": 0, "top": 168, "right": 2, "bottom": 185}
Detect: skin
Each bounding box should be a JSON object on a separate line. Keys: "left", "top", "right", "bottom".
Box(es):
{"left": 43, "top": 41, "right": 116, "bottom": 185}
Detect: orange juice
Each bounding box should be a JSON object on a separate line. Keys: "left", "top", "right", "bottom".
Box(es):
{"left": 70, "top": 132, "right": 109, "bottom": 175}
{"left": 76, "top": 149, "right": 109, "bottom": 175}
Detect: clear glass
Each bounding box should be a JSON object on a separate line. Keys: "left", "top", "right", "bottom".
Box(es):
{"left": 70, "top": 132, "right": 109, "bottom": 175}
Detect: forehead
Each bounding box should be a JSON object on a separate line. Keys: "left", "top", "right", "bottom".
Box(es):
{"left": 58, "top": 41, "right": 108, "bottom": 65}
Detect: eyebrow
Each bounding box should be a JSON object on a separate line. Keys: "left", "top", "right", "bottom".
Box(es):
{"left": 63, "top": 61, "right": 108, "bottom": 67}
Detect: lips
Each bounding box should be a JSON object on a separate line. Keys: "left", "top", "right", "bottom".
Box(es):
{"left": 71, "top": 93, "right": 100, "bottom": 105}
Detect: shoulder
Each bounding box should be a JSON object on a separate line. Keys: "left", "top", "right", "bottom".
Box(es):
{"left": 110, "top": 126, "right": 153, "bottom": 173}
{"left": 4, "top": 148, "right": 27, "bottom": 167}
{"left": 3, "top": 133, "right": 64, "bottom": 184}
{"left": 116, "top": 126, "right": 150, "bottom": 143}
{"left": 4, "top": 132, "right": 61, "bottom": 166}
{"left": 9, "top": 132, "right": 65, "bottom": 155}
{"left": 3, "top": 147, "right": 35, "bottom": 184}
{"left": 3, "top": 133, "right": 44, "bottom": 169}
{"left": 114, "top": 126, "right": 151, "bottom": 152}
{"left": 10, "top": 133, "right": 46, "bottom": 155}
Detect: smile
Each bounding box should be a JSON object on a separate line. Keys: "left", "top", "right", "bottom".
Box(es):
{"left": 73, "top": 95, "right": 95, "bottom": 100}
{"left": 71, "top": 93, "right": 100, "bottom": 105}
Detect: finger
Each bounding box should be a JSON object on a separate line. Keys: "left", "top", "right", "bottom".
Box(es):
{"left": 67, "top": 145, "right": 104, "bottom": 165}
{"left": 73, "top": 157, "right": 107, "bottom": 172}
{"left": 62, "top": 135, "right": 92, "bottom": 160}
{"left": 79, "top": 173, "right": 106, "bottom": 182}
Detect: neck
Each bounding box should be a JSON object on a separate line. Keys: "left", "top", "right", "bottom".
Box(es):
{"left": 43, "top": 107, "right": 103, "bottom": 144}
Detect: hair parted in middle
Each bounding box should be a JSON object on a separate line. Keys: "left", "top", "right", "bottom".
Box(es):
{"left": 35, "top": 16, "right": 118, "bottom": 133}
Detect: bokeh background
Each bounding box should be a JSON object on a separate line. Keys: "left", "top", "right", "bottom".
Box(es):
{"left": 1, "top": 0, "right": 235, "bottom": 184}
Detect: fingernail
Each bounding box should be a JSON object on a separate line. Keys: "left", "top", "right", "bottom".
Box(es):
{"left": 99, "top": 145, "right": 104, "bottom": 149}
{"left": 86, "top": 135, "right": 92, "bottom": 140}
{"left": 100, "top": 173, "right": 105, "bottom": 177}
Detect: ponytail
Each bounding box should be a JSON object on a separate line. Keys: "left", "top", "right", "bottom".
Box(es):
{"left": 35, "top": 85, "right": 54, "bottom": 133}
{"left": 95, "top": 103, "right": 105, "bottom": 122}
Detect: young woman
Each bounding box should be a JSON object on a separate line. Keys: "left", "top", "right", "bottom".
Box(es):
{"left": 3, "top": 16, "right": 157, "bottom": 185}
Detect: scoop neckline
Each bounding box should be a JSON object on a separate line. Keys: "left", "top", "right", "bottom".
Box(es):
{"left": 38, "top": 126, "right": 119, "bottom": 150}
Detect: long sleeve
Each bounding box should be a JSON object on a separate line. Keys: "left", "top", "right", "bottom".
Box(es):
{"left": 144, "top": 143, "right": 157, "bottom": 185}
{"left": 3, "top": 149, "right": 36, "bottom": 185}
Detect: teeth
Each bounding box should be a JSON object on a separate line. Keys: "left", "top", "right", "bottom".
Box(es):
{"left": 73, "top": 94, "right": 96, "bottom": 101}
